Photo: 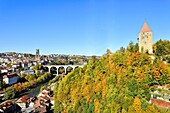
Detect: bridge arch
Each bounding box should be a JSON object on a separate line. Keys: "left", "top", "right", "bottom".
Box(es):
{"left": 58, "top": 66, "right": 65, "bottom": 75}
{"left": 50, "top": 66, "right": 57, "bottom": 75}
{"left": 66, "top": 66, "right": 73, "bottom": 74}
{"left": 43, "top": 64, "right": 84, "bottom": 76}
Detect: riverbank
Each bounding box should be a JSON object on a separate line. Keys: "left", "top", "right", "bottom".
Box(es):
{"left": 0, "top": 74, "right": 55, "bottom": 103}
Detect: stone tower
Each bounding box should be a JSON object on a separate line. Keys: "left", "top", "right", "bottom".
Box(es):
{"left": 139, "top": 21, "right": 153, "bottom": 54}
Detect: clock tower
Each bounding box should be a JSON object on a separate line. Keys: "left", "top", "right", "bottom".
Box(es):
{"left": 139, "top": 21, "right": 153, "bottom": 54}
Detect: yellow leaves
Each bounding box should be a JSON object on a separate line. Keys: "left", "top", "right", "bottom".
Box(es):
{"left": 94, "top": 78, "right": 107, "bottom": 99}
{"left": 145, "top": 105, "right": 160, "bottom": 113}
{"left": 82, "top": 85, "right": 90, "bottom": 96}
{"left": 94, "top": 99, "right": 100, "bottom": 113}
{"left": 95, "top": 82, "right": 102, "bottom": 93}
{"left": 71, "top": 89, "right": 79, "bottom": 101}
{"left": 102, "top": 78, "right": 107, "bottom": 100}
{"left": 86, "top": 95, "right": 91, "bottom": 103}
{"left": 133, "top": 97, "right": 141, "bottom": 103}
{"left": 126, "top": 52, "right": 151, "bottom": 67}
{"left": 128, "top": 97, "right": 144, "bottom": 113}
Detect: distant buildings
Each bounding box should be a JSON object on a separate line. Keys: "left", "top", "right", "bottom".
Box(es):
{"left": 138, "top": 21, "right": 153, "bottom": 54}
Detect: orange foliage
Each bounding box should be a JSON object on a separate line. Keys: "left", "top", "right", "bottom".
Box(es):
{"left": 102, "top": 78, "right": 107, "bottom": 99}
{"left": 82, "top": 85, "right": 90, "bottom": 96}
{"left": 94, "top": 99, "right": 100, "bottom": 113}
{"left": 128, "top": 97, "right": 144, "bottom": 113}
{"left": 71, "top": 89, "right": 79, "bottom": 101}
{"left": 95, "top": 82, "right": 102, "bottom": 93}
{"left": 13, "top": 83, "right": 22, "bottom": 92}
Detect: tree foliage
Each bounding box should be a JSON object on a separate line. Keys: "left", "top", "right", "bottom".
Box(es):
{"left": 3, "top": 86, "right": 16, "bottom": 100}
{"left": 153, "top": 39, "right": 170, "bottom": 56}
{"left": 54, "top": 49, "right": 168, "bottom": 112}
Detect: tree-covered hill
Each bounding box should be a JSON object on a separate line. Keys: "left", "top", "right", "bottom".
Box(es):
{"left": 54, "top": 50, "right": 170, "bottom": 113}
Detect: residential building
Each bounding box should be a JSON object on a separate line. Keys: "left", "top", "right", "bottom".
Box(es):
{"left": 16, "top": 95, "right": 30, "bottom": 109}
{"left": 0, "top": 100, "right": 19, "bottom": 113}
{"left": 3, "top": 73, "right": 19, "bottom": 85}
{"left": 20, "top": 70, "right": 35, "bottom": 75}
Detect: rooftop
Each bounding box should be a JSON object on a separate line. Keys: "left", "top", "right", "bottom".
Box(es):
{"left": 140, "top": 21, "right": 152, "bottom": 33}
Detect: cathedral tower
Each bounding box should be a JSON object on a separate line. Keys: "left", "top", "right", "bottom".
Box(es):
{"left": 139, "top": 21, "right": 153, "bottom": 54}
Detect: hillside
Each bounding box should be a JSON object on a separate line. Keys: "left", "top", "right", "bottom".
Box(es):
{"left": 54, "top": 50, "right": 170, "bottom": 113}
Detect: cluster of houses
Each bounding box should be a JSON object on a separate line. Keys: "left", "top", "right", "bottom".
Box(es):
{"left": 0, "top": 52, "right": 90, "bottom": 112}
{"left": 0, "top": 88, "right": 54, "bottom": 113}
{"left": 0, "top": 53, "right": 90, "bottom": 71}
{"left": 150, "top": 85, "right": 170, "bottom": 109}
{"left": 0, "top": 53, "right": 54, "bottom": 74}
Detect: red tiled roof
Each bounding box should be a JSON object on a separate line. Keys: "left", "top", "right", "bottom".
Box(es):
{"left": 153, "top": 85, "right": 158, "bottom": 88}
{"left": 140, "top": 21, "right": 152, "bottom": 33}
{"left": 39, "top": 96, "right": 50, "bottom": 102}
{"left": 0, "top": 100, "right": 13, "bottom": 110}
{"left": 151, "top": 98, "right": 170, "bottom": 109}
{"left": 16, "top": 95, "right": 29, "bottom": 103}
{"left": 35, "top": 106, "right": 47, "bottom": 113}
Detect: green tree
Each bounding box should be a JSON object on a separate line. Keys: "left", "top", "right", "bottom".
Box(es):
{"left": 3, "top": 86, "right": 16, "bottom": 100}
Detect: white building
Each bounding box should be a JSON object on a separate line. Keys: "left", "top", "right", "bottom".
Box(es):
{"left": 1, "top": 69, "right": 8, "bottom": 73}
{"left": 21, "top": 70, "right": 35, "bottom": 75}
{"left": 3, "top": 73, "right": 19, "bottom": 85}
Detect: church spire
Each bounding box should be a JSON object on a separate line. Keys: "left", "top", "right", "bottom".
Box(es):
{"left": 140, "top": 21, "right": 152, "bottom": 33}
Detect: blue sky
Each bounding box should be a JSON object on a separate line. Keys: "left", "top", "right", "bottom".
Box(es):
{"left": 0, "top": 0, "right": 170, "bottom": 56}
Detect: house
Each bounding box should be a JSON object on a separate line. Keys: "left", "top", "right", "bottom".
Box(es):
{"left": 3, "top": 73, "right": 19, "bottom": 85}
{"left": 34, "top": 89, "right": 53, "bottom": 112}
{"left": 0, "top": 91, "right": 4, "bottom": 99}
{"left": 1, "top": 69, "right": 8, "bottom": 73}
{"left": 50, "top": 96, "right": 54, "bottom": 108}
{"left": 34, "top": 96, "right": 51, "bottom": 113}
{"left": 12, "top": 64, "right": 19, "bottom": 68}
{"left": 20, "top": 70, "right": 35, "bottom": 75}
{"left": 21, "top": 62, "right": 28, "bottom": 68}
{"left": 37, "top": 89, "right": 51, "bottom": 98}
{"left": 151, "top": 98, "right": 170, "bottom": 109}
{"left": 150, "top": 85, "right": 170, "bottom": 109}
{"left": 17, "top": 96, "right": 37, "bottom": 113}
{"left": 16, "top": 95, "right": 30, "bottom": 109}
{"left": 0, "top": 100, "right": 19, "bottom": 113}
{"left": 21, "top": 107, "right": 35, "bottom": 113}
{"left": 50, "top": 83, "right": 56, "bottom": 91}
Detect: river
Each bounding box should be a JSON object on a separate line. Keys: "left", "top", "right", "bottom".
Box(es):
{"left": 27, "top": 82, "right": 49, "bottom": 97}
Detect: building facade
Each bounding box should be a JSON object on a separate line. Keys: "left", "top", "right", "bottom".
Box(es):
{"left": 138, "top": 21, "right": 153, "bottom": 54}
{"left": 3, "top": 73, "right": 19, "bottom": 85}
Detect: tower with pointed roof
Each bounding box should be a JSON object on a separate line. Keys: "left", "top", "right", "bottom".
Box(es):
{"left": 139, "top": 21, "right": 153, "bottom": 54}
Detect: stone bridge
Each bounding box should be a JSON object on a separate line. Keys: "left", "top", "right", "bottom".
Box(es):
{"left": 43, "top": 65, "right": 84, "bottom": 75}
